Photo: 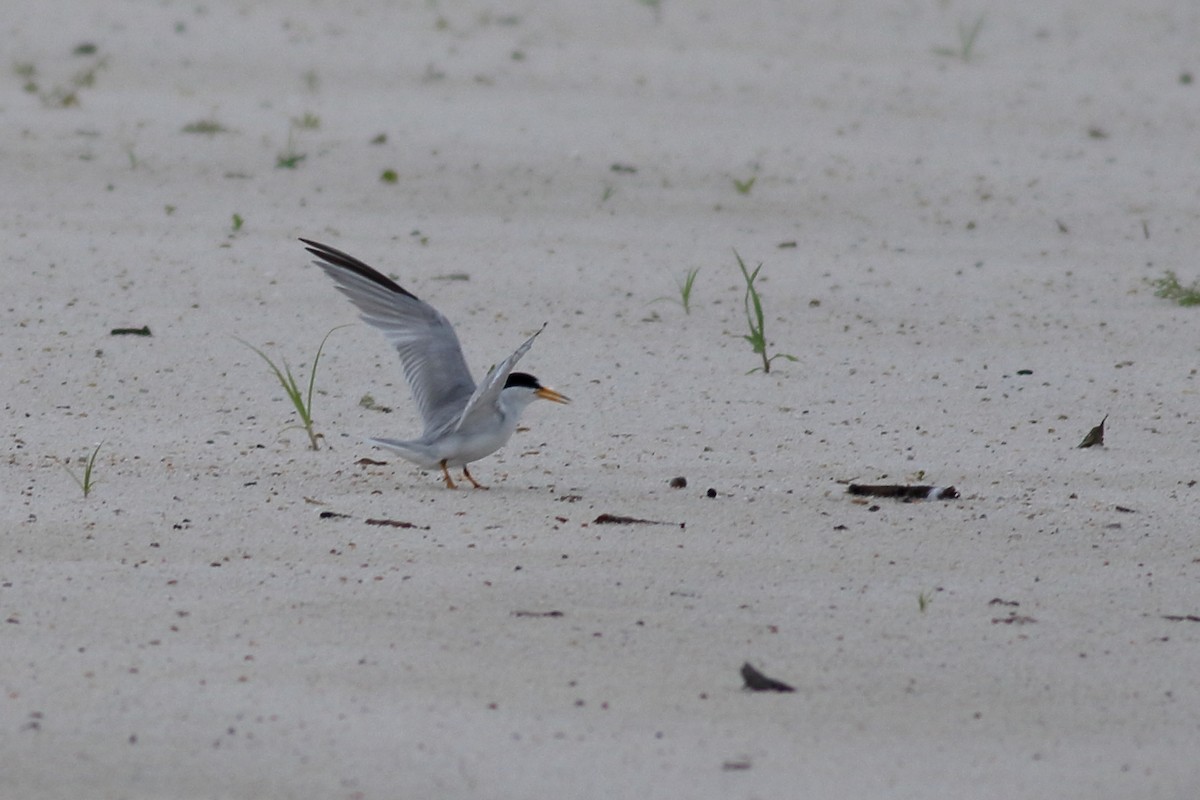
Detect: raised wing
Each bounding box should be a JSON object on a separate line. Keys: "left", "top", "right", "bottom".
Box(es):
{"left": 301, "top": 238, "right": 475, "bottom": 436}
{"left": 454, "top": 323, "right": 546, "bottom": 433}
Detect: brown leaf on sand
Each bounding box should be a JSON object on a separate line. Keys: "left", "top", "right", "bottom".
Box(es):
{"left": 740, "top": 662, "right": 795, "bottom": 693}
{"left": 365, "top": 518, "right": 430, "bottom": 530}
{"left": 1077, "top": 415, "right": 1107, "bottom": 448}
{"left": 593, "top": 513, "right": 683, "bottom": 528}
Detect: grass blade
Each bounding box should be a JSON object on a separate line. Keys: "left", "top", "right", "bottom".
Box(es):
{"left": 734, "top": 249, "right": 796, "bottom": 374}
{"left": 64, "top": 441, "right": 103, "bottom": 498}
{"left": 238, "top": 326, "right": 348, "bottom": 450}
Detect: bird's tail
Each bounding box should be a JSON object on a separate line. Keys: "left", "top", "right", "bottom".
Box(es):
{"left": 368, "top": 437, "right": 438, "bottom": 468}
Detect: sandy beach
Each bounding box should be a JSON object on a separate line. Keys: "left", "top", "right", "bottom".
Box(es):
{"left": 4, "top": 1, "right": 1199, "bottom": 797}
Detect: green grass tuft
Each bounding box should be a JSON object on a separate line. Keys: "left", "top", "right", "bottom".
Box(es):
{"left": 734, "top": 250, "right": 797, "bottom": 374}
{"left": 239, "top": 327, "right": 347, "bottom": 450}
{"left": 64, "top": 442, "right": 103, "bottom": 498}
{"left": 918, "top": 589, "right": 933, "bottom": 613}
{"left": 276, "top": 131, "right": 306, "bottom": 169}
{"left": 652, "top": 267, "right": 701, "bottom": 315}
{"left": 733, "top": 176, "right": 756, "bottom": 195}
{"left": 276, "top": 150, "right": 306, "bottom": 169}
{"left": 1150, "top": 270, "right": 1200, "bottom": 306}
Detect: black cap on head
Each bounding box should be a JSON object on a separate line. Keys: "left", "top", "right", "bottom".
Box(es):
{"left": 504, "top": 371, "right": 541, "bottom": 390}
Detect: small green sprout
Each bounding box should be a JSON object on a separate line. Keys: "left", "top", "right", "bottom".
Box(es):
{"left": 652, "top": 267, "right": 701, "bottom": 314}
{"left": 238, "top": 326, "right": 347, "bottom": 450}
{"left": 733, "top": 175, "right": 756, "bottom": 195}
{"left": 735, "top": 250, "right": 797, "bottom": 374}
{"left": 64, "top": 442, "right": 103, "bottom": 498}
{"left": 231, "top": 213, "right": 244, "bottom": 232}
{"left": 1150, "top": 270, "right": 1200, "bottom": 306}
{"left": 380, "top": 169, "right": 398, "bottom": 184}
{"left": 276, "top": 140, "right": 306, "bottom": 169}
{"left": 918, "top": 589, "right": 934, "bottom": 613}
{"left": 933, "top": 14, "right": 985, "bottom": 62}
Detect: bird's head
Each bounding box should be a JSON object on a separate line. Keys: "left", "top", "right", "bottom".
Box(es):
{"left": 502, "top": 371, "right": 570, "bottom": 409}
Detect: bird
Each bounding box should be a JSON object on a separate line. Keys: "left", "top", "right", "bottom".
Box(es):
{"left": 301, "top": 238, "right": 569, "bottom": 489}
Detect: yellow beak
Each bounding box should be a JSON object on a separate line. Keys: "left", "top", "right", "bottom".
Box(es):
{"left": 536, "top": 386, "right": 571, "bottom": 404}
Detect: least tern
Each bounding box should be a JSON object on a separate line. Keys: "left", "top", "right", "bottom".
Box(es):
{"left": 301, "top": 238, "right": 569, "bottom": 489}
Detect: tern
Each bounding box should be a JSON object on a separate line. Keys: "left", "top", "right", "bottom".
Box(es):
{"left": 302, "top": 238, "right": 569, "bottom": 489}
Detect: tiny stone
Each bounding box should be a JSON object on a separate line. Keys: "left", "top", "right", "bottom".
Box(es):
{"left": 669, "top": 476, "right": 687, "bottom": 489}
{"left": 706, "top": 488, "right": 717, "bottom": 498}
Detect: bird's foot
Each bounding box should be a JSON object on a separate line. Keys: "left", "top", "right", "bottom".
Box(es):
{"left": 462, "top": 465, "right": 488, "bottom": 490}
{"left": 439, "top": 461, "right": 458, "bottom": 489}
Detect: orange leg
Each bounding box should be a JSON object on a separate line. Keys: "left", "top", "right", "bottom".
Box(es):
{"left": 439, "top": 460, "right": 457, "bottom": 489}
{"left": 462, "top": 464, "right": 487, "bottom": 490}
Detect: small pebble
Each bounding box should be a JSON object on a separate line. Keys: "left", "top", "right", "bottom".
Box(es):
{"left": 669, "top": 476, "right": 687, "bottom": 489}
{"left": 706, "top": 488, "right": 717, "bottom": 498}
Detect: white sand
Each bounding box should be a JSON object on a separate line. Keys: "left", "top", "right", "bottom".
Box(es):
{"left": 4, "top": 1, "right": 1199, "bottom": 797}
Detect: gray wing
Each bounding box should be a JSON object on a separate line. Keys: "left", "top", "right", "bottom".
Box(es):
{"left": 301, "top": 239, "right": 475, "bottom": 437}
{"left": 454, "top": 322, "right": 546, "bottom": 432}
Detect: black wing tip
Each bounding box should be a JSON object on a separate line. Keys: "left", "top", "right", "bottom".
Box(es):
{"left": 299, "top": 237, "right": 363, "bottom": 269}
{"left": 298, "top": 237, "right": 337, "bottom": 260}
{"left": 300, "top": 238, "right": 417, "bottom": 299}
{"left": 299, "top": 237, "right": 348, "bottom": 263}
